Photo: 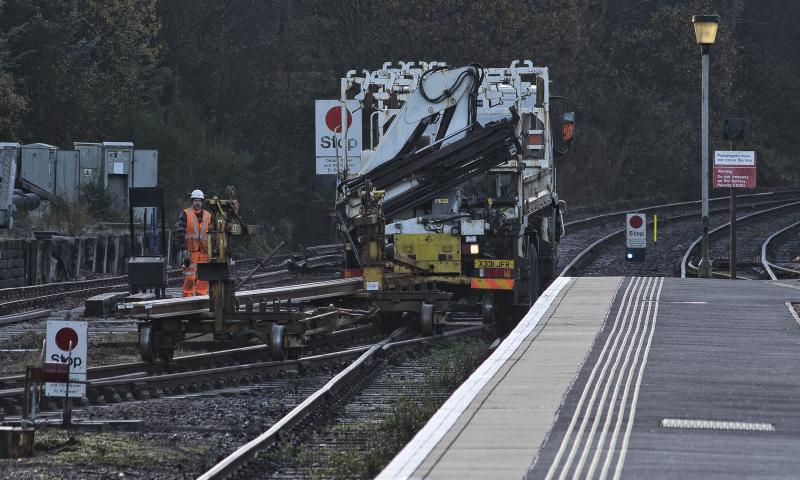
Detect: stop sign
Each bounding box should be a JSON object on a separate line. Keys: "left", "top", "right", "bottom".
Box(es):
{"left": 45, "top": 320, "right": 88, "bottom": 398}
{"left": 324, "top": 106, "right": 353, "bottom": 133}
{"left": 55, "top": 327, "right": 79, "bottom": 351}
{"left": 626, "top": 213, "right": 646, "bottom": 248}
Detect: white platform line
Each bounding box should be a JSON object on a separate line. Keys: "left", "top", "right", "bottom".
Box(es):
{"left": 598, "top": 277, "right": 661, "bottom": 479}
{"left": 586, "top": 277, "right": 657, "bottom": 479}
{"left": 612, "top": 277, "right": 664, "bottom": 479}
{"left": 547, "top": 277, "right": 645, "bottom": 480}
{"left": 570, "top": 277, "right": 655, "bottom": 479}
{"left": 376, "top": 276, "right": 573, "bottom": 480}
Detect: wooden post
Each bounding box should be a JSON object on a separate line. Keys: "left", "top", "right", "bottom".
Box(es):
{"left": 35, "top": 241, "right": 42, "bottom": 285}
{"left": 166, "top": 229, "right": 173, "bottom": 266}
{"left": 75, "top": 238, "right": 83, "bottom": 278}
{"left": 113, "top": 236, "right": 120, "bottom": 275}
{"left": 102, "top": 236, "right": 109, "bottom": 274}
{"left": 91, "top": 237, "right": 98, "bottom": 273}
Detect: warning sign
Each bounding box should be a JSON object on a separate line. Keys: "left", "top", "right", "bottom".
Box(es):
{"left": 626, "top": 213, "right": 646, "bottom": 248}
{"left": 714, "top": 151, "right": 756, "bottom": 189}
{"left": 45, "top": 320, "right": 88, "bottom": 398}
{"left": 315, "top": 100, "right": 362, "bottom": 176}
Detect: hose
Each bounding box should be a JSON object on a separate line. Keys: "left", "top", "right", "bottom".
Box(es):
{"left": 418, "top": 64, "right": 483, "bottom": 104}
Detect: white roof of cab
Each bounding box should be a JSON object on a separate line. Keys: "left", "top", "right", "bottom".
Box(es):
{"left": 102, "top": 141, "right": 134, "bottom": 147}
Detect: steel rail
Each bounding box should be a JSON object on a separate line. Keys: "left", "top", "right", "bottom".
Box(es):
{"left": 681, "top": 200, "right": 800, "bottom": 278}
{"left": 0, "top": 324, "right": 377, "bottom": 390}
{"left": 0, "top": 308, "right": 51, "bottom": 326}
{"left": 197, "top": 325, "right": 484, "bottom": 480}
{"left": 761, "top": 220, "right": 800, "bottom": 280}
{"left": 0, "top": 275, "right": 127, "bottom": 300}
{"left": 564, "top": 189, "right": 800, "bottom": 230}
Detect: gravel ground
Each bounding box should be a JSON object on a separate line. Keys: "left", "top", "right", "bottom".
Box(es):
{"left": 0, "top": 369, "right": 340, "bottom": 478}
{"left": 261, "top": 338, "right": 490, "bottom": 479}
{"left": 0, "top": 338, "right": 489, "bottom": 479}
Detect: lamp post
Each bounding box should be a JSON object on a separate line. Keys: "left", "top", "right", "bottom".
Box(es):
{"left": 692, "top": 15, "right": 719, "bottom": 278}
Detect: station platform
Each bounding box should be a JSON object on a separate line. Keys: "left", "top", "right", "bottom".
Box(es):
{"left": 379, "top": 276, "right": 800, "bottom": 479}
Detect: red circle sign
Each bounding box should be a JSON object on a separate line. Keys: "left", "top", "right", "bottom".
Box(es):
{"left": 325, "top": 107, "right": 352, "bottom": 133}
{"left": 629, "top": 215, "right": 643, "bottom": 229}
{"left": 55, "top": 327, "right": 79, "bottom": 351}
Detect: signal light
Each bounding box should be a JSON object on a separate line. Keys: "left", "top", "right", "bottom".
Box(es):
{"left": 470, "top": 244, "right": 480, "bottom": 255}
{"left": 625, "top": 248, "right": 645, "bottom": 262}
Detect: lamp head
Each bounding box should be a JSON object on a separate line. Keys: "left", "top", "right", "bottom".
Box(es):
{"left": 692, "top": 15, "right": 720, "bottom": 46}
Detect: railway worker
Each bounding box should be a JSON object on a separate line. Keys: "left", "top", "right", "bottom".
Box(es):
{"left": 178, "top": 189, "right": 211, "bottom": 297}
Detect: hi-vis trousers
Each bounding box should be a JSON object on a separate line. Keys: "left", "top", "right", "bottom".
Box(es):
{"left": 182, "top": 250, "right": 209, "bottom": 297}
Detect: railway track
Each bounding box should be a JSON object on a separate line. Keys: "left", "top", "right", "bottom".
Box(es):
{"left": 198, "top": 325, "right": 486, "bottom": 480}
{"left": 0, "top": 246, "right": 346, "bottom": 321}
{"left": 561, "top": 196, "right": 800, "bottom": 277}
{"left": 761, "top": 221, "right": 800, "bottom": 280}
{"left": 559, "top": 190, "right": 800, "bottom": 267}
{"left": 0, "top": 272, "right": 184, "bottom": 316}
{"left": 0, "top": 324, "right": 385, "bottom": 415}
{"left": 681, "top": 200, "right": 800, "bottom": 278}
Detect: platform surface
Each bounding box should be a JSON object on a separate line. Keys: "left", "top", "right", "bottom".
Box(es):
{"left": 379, "top": 276, "right": 800, "bottom": 479}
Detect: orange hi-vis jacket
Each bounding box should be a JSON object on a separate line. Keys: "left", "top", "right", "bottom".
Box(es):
{"left": 183, "top": 207, "right": 211, "bottom": 252}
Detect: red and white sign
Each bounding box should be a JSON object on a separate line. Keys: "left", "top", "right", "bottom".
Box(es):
{"left": 45, "top": 320, "right": 88, "bottom": 398}
{"left": 626, "top": 213, "right": 646, "bottom": 248}
{"left": 714, "top": 151, "right": 756, "bottom": 189}
{"left": 315, "top": 100, "right": 362, "bottom": 175}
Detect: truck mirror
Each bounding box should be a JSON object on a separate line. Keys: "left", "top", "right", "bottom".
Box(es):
{"left": 562, "top": 112, "right": 575, "bottom": 144}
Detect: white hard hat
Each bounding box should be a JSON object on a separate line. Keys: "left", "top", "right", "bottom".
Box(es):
{"left": 190, "top": 189, "right": 204, "bottom": 200}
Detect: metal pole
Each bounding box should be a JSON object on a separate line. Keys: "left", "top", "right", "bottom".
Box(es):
{"left": 729, "top": 139, "right": 736, "bottom": 279}
{"left": 62, "top": 341, "right": 72, "bottom": 428}
{"left": 698, "top": 47, "right": 712, "bottom": 278}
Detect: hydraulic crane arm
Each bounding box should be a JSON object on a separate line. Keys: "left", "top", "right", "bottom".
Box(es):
{"left": 357, "top": 65, "right": 482, "bottom": 177}
{"left": 340, "top": 115, "right": 519, "bottom": 220}
{"left": 338, "top": 64, "right": 524, "bottom": 229}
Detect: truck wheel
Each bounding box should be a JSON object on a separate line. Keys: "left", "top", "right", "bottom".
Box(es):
{"left": 528, "top": 243, "right": 539, "bottom": 307}
{"left": 420, "top": 303, "right": 434, "bottom": 336}
{"left": 481, "top": 293, "right": 495, "bottom": 324}
{"left": 270, "top": 324, "right": 286, "bottom": 361}
{"left": 139, "top": 324, "right": 156, "bottom": 364}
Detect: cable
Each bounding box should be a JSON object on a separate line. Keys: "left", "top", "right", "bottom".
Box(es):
{"left": 418, "top": 64, "right": 483, "bottom": 104}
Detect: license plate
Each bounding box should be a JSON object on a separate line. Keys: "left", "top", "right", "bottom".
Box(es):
{"left": 474, "top": 259, "right": 515, "bottom": 269}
